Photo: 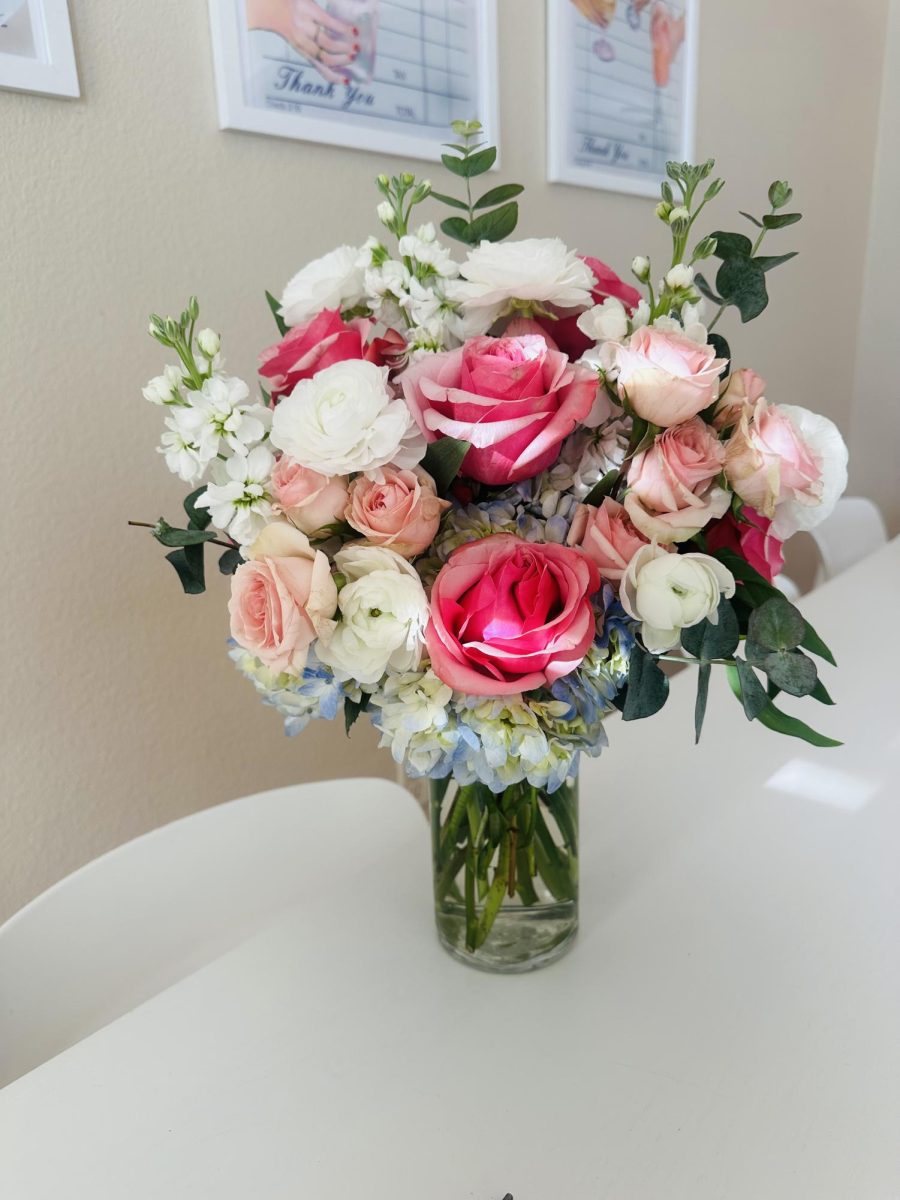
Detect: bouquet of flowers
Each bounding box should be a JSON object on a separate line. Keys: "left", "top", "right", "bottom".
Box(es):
{"left": 134, "top": 121, "right": 847, "bottom": 970}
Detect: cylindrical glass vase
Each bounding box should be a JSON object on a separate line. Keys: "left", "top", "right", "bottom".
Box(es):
{"left": 430, "top": 776, "right": 578, "bottom": 973}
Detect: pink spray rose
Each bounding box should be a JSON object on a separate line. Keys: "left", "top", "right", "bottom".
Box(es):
{"left": 712, "top": 367, "right": 767, "bottom": 431}
{"left": 426, "top": 534, "right": 600, "bottom": 696}
{"left": 270, "top": 455, "right": 350, "bottom": 537}
{"left": 345, "top": 465, "right": 450, "bottom": 558}
{"left": 724, "top": 399, "right": 822, "bottom": 520}
{"left": 609, "top": 326, "right": 728, "bottom": 427}
{"left": 228, "top": 522, "right": 337, "bottom": 676}
{"left": 704, "top": 507, "right": 785, "bottom": 583}
{"left": 624, "top": 417, "right": 729, "bottom": 543}
{"left": 566, "top": 497, "right": 651, "bottom": 584}
{"left": 399, "top": 333, "right": 597, "bottom": 486}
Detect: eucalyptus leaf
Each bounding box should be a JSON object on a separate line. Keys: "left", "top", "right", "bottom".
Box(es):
{"left": 762, "top": 212, "right": 802, "bottom": 229}
{"left": 422, "top": 436, "right": 470, "bottom": 494}
{"left": 184, "top": 486, "right": 212, "bottom": 531}
{"left": 153, "top": 519, "right": 217, "bottom": 549}
{"left": 694, "top": 273, "right": 723, "bottom": 304}
{"left": 748, "top": 597, "right": 806, "bottom": 651}
{"left": 623, "top": 647, "right": 669, "bottom": 721}
{"left": 344, "top": 693, "right": 370, "bottom": 735}
{"left": 755, "top": 252, "right": 798, "bottom": 273}
{"left": 715, "top": 256, "right": 769, "bottom": 322}
{"left": 694, "top": 662, "right": 711, "bottom": 744}
{"left": 582, "top": 467, "right": 620, "bottom": 507}
{"left": 710, "top": 230, "right": 753, "bottom": 259}
{"left": 429, "top": 190, "right": 468, "bottom": 210}
{"left": 768, "top": 180, "right": 793, "bottom": 208}
{"left": 473, "top": 183, "right": 524, "bottom": 209}
{"left": 218, "top": 546, "right": 243, "bottom": 575}
{"left": 758, "top": 649, "right": 818, "bottom": 697}
{"left": 265, "top": 290, "right": 287, "bottom": 336}
{"left": 468, "top": 201, "right": 518, "bottom": 243}
{"left": 165, "top": 545, "right": 206, "bottom": 595}
{"left": 739, "top": 210, "right": 764, "bottom": 227}
{"left": 440, "top": 216, "right": 474, "bottom": 245}
{"left": 680, "top": 597, "right": 740, "bottom": 661}
{"left": 728, "top": 660, "right": 770, "bottom": 720}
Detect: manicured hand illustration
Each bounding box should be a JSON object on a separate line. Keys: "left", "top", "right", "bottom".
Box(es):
{"left": 246, "top": 0, "right": 358, "bottom": 85}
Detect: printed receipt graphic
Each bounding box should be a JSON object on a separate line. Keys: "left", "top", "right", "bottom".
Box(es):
{"left": 568, "top": 0, "right": 687, "bottom": 176}
{"left": 252, "top": 0, "right": 480, "bottom": 131}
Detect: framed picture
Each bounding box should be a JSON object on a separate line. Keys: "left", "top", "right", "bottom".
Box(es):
{"left": 547, "top": 0, "right": 698, "bottom": 197}
{"left": 208, "top": 0, "right": 499, "bottom": 162}
{"left": 0, "top": 0, "right": 78, "bottom": 98}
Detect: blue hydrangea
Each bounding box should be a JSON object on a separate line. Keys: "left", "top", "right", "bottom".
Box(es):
{"left": 228, "top": 643, "right": 345, "bottom": 737}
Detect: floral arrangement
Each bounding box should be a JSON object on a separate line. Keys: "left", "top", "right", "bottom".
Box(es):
{"left": 134, "top": 122, "right": 847, "bottom": 963}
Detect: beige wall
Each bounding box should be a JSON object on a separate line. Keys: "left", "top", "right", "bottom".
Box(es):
{"left": 0, "top": 0, "right": 890, "bottom": 920}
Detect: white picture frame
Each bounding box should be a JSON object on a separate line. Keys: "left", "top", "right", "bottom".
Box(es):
{"left": 207, "top": 0, "right": 499, "bottom": 163}
{"left": 547, "top": 0, "right": 698, "bottom": 197}
{"left": 0, "top": 0, "right": 78, "bottom": 98}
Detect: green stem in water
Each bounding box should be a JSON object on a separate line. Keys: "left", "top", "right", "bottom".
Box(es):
{"left": 475, "top": 832, "right": 511, "bottom": 948}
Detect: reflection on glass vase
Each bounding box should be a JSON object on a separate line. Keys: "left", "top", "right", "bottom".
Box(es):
{"left": 431, "top": 775, "right": 578, "bottom": 973}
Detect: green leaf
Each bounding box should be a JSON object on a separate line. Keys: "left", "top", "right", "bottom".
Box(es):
{"left": 754, "top": 701, "right": 841, "bottom": 748}
{"left": 265, "top": 290, "right": 287, "bottom": 336}
{"left": 707, "top": 333, "right": 731, "bottom": 379}
{"left": 153, "top": 519, "right": 217, "bottom": 548}
{"left": 218, "top": 546, "right": 243, "bottom": 575}
{"left": 422, "top": 436, "right": 470, "bottom": 494}
{"left": 429, "top": 190, "right": 468, "bottom": 210}
{"left": 800, "top": 621, "right": 837, "bottom": 667}
{"left": 680, "top": 597, "right": 740, "bottom": 661}
{"left": 184, "top": 486, "right": 212, "bottom": 531}
{"left": 715, "top": 256, "right": 769, "bottom": 322}
{"left": 762, "top": 212, "right": 802, "bottom": 229}
{"left": 728, "top": 660, "right": 770, "bottom": 720}
{"left": 710, "top": 230, "right": 753, "bottom": 259}
{"left": 440, "top": 215, "right": 475, "bottom": 245}
{"left": 694, "top": 662, "right": 711, "bottom": 743}
{"left": 755, "top": 252, "right": 798, "bottom": 273}
{"left": 623, "top": 646, "right": 669, "bottom": 721}
{"left": 758, "top": 649, "right": 818, "bottom": 697}
{"left": 583, "top": 467, "right": 620, "bottom": 507}
{"left": 748, "top": 597, "right": 806, "bottom": 651}
{"left": 810, "top": 678, "right": 835, "bottom": 705}
{"left": 164, "top": 545, "right": 206, "bottom": 595}
{"left": 694, "top": 272, "right": 723, "bottom": 304}
{"left": 768, "top": 180, "right": 793, "bottom": 209}
{"left": 739, "top": 210, "right": 763, "bottom": 227}
{"left": 344, "top": 693, "right": 370, "bottom": 735}
{"left": 441, "top": 146, "right": 496, "bottom": 178}
{"left": 473, "top": 183, "right": 524, "bottom": 209}
{"left": 467, "top": 201, "right": 518, "bottom": 243}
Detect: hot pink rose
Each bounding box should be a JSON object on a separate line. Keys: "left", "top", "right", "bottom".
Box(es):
{"left": 712, "top": 367, "right": 767, "bottom": 431}
{"left": 345, "top": 465, "right": 450, "bottom": 558}
{"left": 610, "top": 326, "right": 728, "bottom": 427}
{"left": 566, "top": 497, "right": 650, "bottom": 584}
{"left": 426, "top": 534, "right": 600, "bottom": 696}
{"left": 724, "top": 399, "right": 822, "bottom": 518}
{"left": 624, "top": 418, "right": 729, "bottom": 543}
{"left": 534, "top": 256, "right": 642, "bottom": 359}
{"left": 399, "top": 333, "right": 597, "bottom": 485}
{"left": 228, "top": 523, "right": 337, "bottom": 676}
{"left": 705, "top": 507, "right": 785, "bottom": 583}
{"left": 270, "top": 455, "right": 350, "bottom": 537}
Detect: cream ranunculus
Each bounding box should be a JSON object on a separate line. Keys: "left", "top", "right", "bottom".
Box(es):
{"left": 448, "top": 238, "right": 596, "bottom": 321}
{"left": 315, "top": 545, "right": 430, "bottom": 684}
{"left": 270, "top": 359, "right": 425, "bottom": 477}
{"left": 620, "top": 543, "right": 736, "bottom": 653}
{"left": 279, "top": 245, "right": 366, "bottom": 327}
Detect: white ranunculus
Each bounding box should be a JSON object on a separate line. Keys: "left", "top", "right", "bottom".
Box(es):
{"left": 270, "top": 359, "right": 425, "bottom": 477}
{"left": 196, "top": 444, "right": 275, "bottom": 545}
{"left": 577, "top": 296, "right": 629, "bottom": 344}
{"left": 316, "top": 545, "right": 430, "bottom": 684}
{"left": 771, "top": 405, "right": 849, "bottom": 539}
{"left": 279, "top": 245, "right": 366, "bottom": 327}
{"left": 448, "top": 237, "right": 595, "bottom": 315}
{"left": 620, "top": 543, "right": 736, "bottom": 654}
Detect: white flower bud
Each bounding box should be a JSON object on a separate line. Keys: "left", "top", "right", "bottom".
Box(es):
{"left": 377, "top": 201, "right": 394, "bottom": 225}
{"left": 197, "top": 328, "right": 221, "bottom": 358}
{"left": 668, "top": 206, "right": 691, "bottom": 225}
{"left": 631, "top": 255, "right": 650, "bottom": 282}
{"left": 665, "top": 264, "right": 694, "bottom": 289}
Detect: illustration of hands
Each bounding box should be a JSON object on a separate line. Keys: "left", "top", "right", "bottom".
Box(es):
{"left": 246, "top": 0, "right": 359, "bottom": 85}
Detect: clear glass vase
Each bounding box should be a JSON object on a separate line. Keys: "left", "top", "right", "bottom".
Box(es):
{"left": 430, "top": 775, "right": 578, "bottom": 973}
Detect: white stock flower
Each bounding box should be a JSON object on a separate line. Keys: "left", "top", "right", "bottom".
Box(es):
{"left": 365, "top": 259, "right": 412, "bottom": 309}
{"left": 280, "top": 245, "right": 366, "bottom": 326}
{"left": 197, "top": 328, "right": 221, "bottom": 358}
{"left": 770, "top": 405, "right": 849, "bottom": 539}
{"left": 316, "top": 545, "right": 430, "bottom": 684}
{"left": 176, "top": 375, "right": 271, "bottom": 462}
{"left": 158, "top": 415, "right": 207, "bottom": 483}
{"left": 679, "top": 300, "right": 709, "bottom": 344}
{"left": 620, "top": 543, "right": 736, "bottom": 653}
{"left": 196, "top": 445, "right": 275, "bottom": 545}
{"left": 449, "top": 237, "right": 595, "bottom": 315}
{"left": 631, "top": 255, "right": 650, "bottom": 281}
{"left": 270, "top": 359, "right": 424, "bottom": 476}
{"left": 398, "top": 224, "right": 458, "bottom": 278}
{"left": 376, "top": 201, "right": 394, "bottom": 225}
{"left": 143, "top": 364, "right": 186, "bottom": 406}
{"left": 577, "top": 296, "right": 629, "bottom": 344}
{"left": 666, "top": 263, "right": 694, "bottom": 289}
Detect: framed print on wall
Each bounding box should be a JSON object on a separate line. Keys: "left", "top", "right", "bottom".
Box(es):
{"left": 547, "top": 0, "right": 698, "bottom": 197}
{"left": 208, "top": 0, "right": 499, "bottom": 162}
{"left": 0, "top": 0, "right": 79, "bottom": 98}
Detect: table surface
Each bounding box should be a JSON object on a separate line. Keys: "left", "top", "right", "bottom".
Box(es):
{"left": 2, "top": 540, "right": 899, "bottom": 1200}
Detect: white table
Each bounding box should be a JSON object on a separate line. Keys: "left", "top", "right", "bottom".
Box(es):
{"left": 2, "top": 540, "right": 899, "bottom": 1200}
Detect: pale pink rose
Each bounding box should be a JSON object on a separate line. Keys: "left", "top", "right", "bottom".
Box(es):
{"left": 712, "top": 367, "right": 767, "bottom": 431}
{"left": 566, "top": 497, "right": 650, "bottom": 584}
{"left": 627, "top": 417, "right": 725, "bottom": 510}
{"left": 426, "top": 535, "right": 600, "bottom": 696}
{"left": 724, "top": 399, "right": 823, "bottom": 519}
{"left": 271, "top": 455, "right": 349, "bottom": 537}
{"left": 229, "top": 522, "right": 337, "bottom": 676}
{"left": 345, "top": 465, "right": 450, "bottom": 558}
{"left": 609, "top": 326, "right": 727, "bottom": 427}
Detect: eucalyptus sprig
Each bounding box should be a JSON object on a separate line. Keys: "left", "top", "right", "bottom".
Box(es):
{"left": 431, "top": 118, "right": 522, "bottom": 246}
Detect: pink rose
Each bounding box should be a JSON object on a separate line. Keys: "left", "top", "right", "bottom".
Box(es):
{"left": 712, "top": 367, "right": 767, "bottom": 431}
{"left": 533, "top": 256, "right": 642, "bottom": 359}
{"left": 624, "top": 418, "right": 729, "bottom": 543}
{"left": 426, "top": 534, "right": 600, "bottom": 696}
{"left": 228, "top": 523, "right": 337, "bottom": 676}
{"left": 610, "top": 327, "right": 727, "bottom": 427}
{"left": 399, "top": 333, "right": 597, "bottom": 486}
{"left": 566, "top": 497, "right": 650, "bottom": 584}
{"left": 345, "top": 465, "right": 450, "bottom": 558}
{"left": 724, "top": 399, "right": 822, "bottom": 519}
{"left": 270, "top": 455, "right": 349, "bottom": 537}
{"left": 704, "top": 507, "right": 785, "bottom": 583}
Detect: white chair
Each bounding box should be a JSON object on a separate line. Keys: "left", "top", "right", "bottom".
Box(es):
{"left": 810, "top": 496, "right": 888, "bottom": 588}
{"left": 0, "top": 778, "right": 415, "bottom": 1088}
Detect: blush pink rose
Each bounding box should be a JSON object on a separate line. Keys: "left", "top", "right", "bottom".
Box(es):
{"left": 533, "top": 256, "right": 643, "bottom": 359}
{"left": 228, "top": 523, "right": 337, "bottom": 676}
{"left": 270, "top": 455, "right": 350, "bottom": 537}
{"left": 610, "top": 326, "right": 728, "bottom": 427}
{"left": 426, "top": 534, "right": 600, "bottom": 696}
{"left": 724, "top": 398, "right": 822, "bottom": 519}
{"left": 399, "top": 333, "right": 597, "bottom": 486}
{"left": 624, "top": 418, "right": 729, "bottom": 543}
{"left": 704, "top": 507, "right": 785, "bottom": 583}
{"left": 566, "top": 497, "right": 650, "bottom": 584}
{"left": 712, "top": 367, "right": 767, "bottom": 431}
{"left": 345, "top": 465, "right": 450, "bottom": 558}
